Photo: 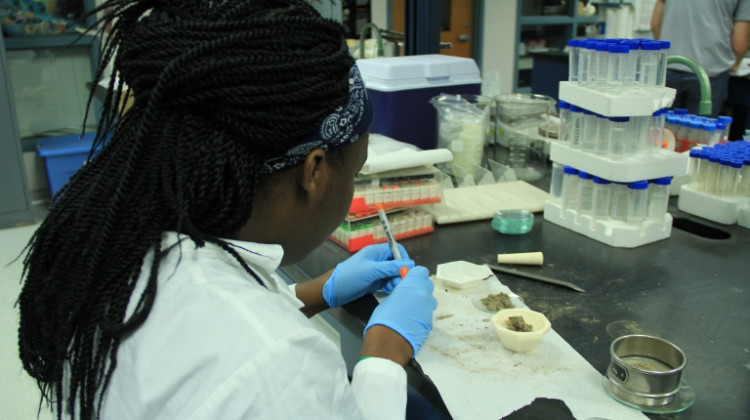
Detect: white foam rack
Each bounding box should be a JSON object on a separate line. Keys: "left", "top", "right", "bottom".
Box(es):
{"left": 678, "top": 184, "right": 750, "bottom": 228}
{"left": 544, "top": 200, "right": 673, "bottom": 248}
{"left": 544, "top": 82, "right": 684, "bottom": 247}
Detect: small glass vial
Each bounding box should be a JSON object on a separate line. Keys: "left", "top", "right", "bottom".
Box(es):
{"left": 592, "top": 176, "right": 612, "bottom": 223}
{"left": 576, "top": 171, "right": 595, "bottom": 220}
{"left": 647, "top": 177, "right": 672, "bottom": 221}
{"left": 581, "top": 109, "right": 598, "bottom": 152}
{"left": 570, "top": 105, "right": 584, "bottom": 149}
{"left": 608, "top": 117, "right": 630, "bottom": 160}
{"left": 558, "top": 100, "right": 571, "bottom": 143}
{"left": 627, "top": 180, "right": 649, "bottom": 225}
{"left": 561, "top": 166, "right": 580, "bottom": 213}
{"left": 550, "top": 162, "right": 565, "bottom": 201}
{"left": 606, "top": 43, "right": 629, "bottom": 93}
{"left": 639, "top": 41, "right": 660, "bottom": 87}
{"left": 610, "top": 182, "right": 630, "bottom": 222}
{"left": 568, "top": 39, "right": 581, "bottom": 82}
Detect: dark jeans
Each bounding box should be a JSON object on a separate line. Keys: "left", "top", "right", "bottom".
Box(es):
{"left": 666, "top": 69, "right": 730, "bottom": 117}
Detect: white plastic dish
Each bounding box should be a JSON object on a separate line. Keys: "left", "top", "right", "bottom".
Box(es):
{"left": 436, "top": 261, "right": 492, "bottom": 289}
{"left": 491, "top": 308, "right": 551, "bottom": 352}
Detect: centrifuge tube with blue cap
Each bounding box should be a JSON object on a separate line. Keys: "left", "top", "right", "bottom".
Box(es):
{"left": 561, "top": 166, "right": 579, "bottom": 212}
{"left": 592, "top": 176, "right": 612, "bottom": 224}
{"left": 576, "top": 171, "right": 595, "bottom": 222}
{"left": 639, "top": 41, "right": 661, "bottom": 87}
{"left": 647, "top": 177, "right": 672, "bottom": 221}
{"left": 558, "top": 100, "right": 571, "bottom": 143}
{"left": 627, "top": 180, "right": 649, "bottom": 225}
{"left": 610, "top": 182, "right": 630, "bottom": 222}
{"left": 582, "top": 109, "right": 598, "bottom": 152}
{"left": 608, "top": 117, "right": 629, "bottom": 160}
{"left": 570, "top": 105, "right": 584, "bottom": 149}
{"left": 606, "top": 43, "right": 629, "bottom": 93}
{"left": 568, "top": 39, "right": 580, "bottom": 82}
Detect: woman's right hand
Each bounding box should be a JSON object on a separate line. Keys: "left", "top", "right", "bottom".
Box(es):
{"left": 361, "top": 266, "right": 436, "bottom": 366}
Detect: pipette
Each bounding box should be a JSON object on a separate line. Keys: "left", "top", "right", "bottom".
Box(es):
{"left": 376, "top": 204, "right": 409, "bottom": 278}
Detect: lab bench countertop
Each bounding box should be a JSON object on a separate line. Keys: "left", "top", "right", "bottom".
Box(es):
{"left": 281, "top": 195, "right": 750, "bottom": 420}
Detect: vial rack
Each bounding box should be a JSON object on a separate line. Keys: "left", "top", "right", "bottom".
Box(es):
{"left": 678, "top": 184, "right": 750, "bottom": 227}
{"left": 349, "top": 167, "right": 443, "bottom": 217}
{"left": 329, "top": 207, "right": 434, "bottom": 253}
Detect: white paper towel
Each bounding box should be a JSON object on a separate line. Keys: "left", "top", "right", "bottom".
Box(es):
{"left": 413, "top": 274, "right": 649, "bottom": 420}
{"left": 361, "top": 134, "right": 453, "bottom": 175}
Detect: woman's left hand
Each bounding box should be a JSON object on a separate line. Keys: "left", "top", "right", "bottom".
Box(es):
{"left": 321, "top": 243, "right": 414, "bottom": 308}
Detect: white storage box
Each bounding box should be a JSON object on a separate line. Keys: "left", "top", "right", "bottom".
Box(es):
{"left": 357, "top": 54, "right": 481, "bottom": 150}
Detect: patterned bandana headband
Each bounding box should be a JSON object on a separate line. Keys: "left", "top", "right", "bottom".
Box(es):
{"left": 261, "top": 63, "right": 373, "bottom": 174}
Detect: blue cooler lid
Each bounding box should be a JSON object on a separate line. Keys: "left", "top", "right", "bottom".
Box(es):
{"left": 36, "top": 133, "right": 97, "bottom": 157}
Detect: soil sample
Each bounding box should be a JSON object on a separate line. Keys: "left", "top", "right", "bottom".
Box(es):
{"left": 506, "top": 315, "right": 533, "bottom": 332}
{"left": 481, "top": 292, "right": 515, "bottom": 311}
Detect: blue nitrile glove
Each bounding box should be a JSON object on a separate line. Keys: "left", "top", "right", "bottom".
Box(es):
{"left": 364, "top": 266, "right": 436, "bottom": 357}
{"left": 322, "top": 243, "right": 415, "bottom": 308}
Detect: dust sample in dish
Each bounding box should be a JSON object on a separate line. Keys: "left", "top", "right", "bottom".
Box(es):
{"left": 480, "top": 292, "right": 515, "bottom": 311}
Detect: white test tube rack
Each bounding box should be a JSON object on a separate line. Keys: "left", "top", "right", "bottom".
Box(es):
{"left": 544, "top": 82, "right": 689, "bottom": 248}
{"left": 678, "top": 184, "right": 750, "bottom": 227}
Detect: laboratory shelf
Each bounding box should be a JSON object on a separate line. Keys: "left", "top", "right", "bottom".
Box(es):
{"left": 3, "top": 34, "right": 96, "bottom": 50}
{"left": 543, "top": 200, "right": 673, "bottom": 248}
{"left": 559, "top": 82, "right": 676, "bottom": 117}
{"left": 677, "top": 183, "right": 750, "bottom": 226}
{"left": 550, "top": 142, "right": 689, "bottom": 183}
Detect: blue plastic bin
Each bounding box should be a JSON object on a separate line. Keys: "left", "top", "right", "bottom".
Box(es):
{"left": 36, "top": 133, "right": 97, "bottom": 196}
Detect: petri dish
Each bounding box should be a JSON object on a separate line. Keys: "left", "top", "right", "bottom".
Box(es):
{"left": 492, "top": 209, "right": 534, "bottom": 235}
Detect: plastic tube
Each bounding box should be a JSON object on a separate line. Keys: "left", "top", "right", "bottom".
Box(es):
{"left": 576, "top": 171, "right": 595, "bottom": 220}
{"left": 581, "top": 109, "right": 598, "bottom": 152}
{"left": 595, "top": 113, "right": 610, "bottom": 156}
{"left": 739, "top": 157, "right": 750, "bottom": 195}
{"left": 568, "top": 39, "right": 580, "bottom": 82}
{"left": 688, "top": 148, "right": 703, "bottom": 185}
{"left": 647, "top": 177, "right": 672, "bottom": 221}
{"left": 562, "top": 166, "right": 580, "bottom": 212}
{"left": 703, "top": 152, "right": 721, "bottom": 194}
{"left": 550, "top": 162, "right": 565, "bottom": 201}
{"left": 639, "top": 41, "right": 660, "bottom": 88}
{"left": 610, "top": 182, "right": 630, "bottom": 222}
{"left": 594, "top": 42, "right": 610, "bottom": 90}
{"left": 649, "top": 109, "right": 666, "bottom": 151}
{"left": 606, "top": 43, "right": 628, "bottom": 93}
{"left": 620, "top": 40, "right": 639, "bottom": 92}
{"left": 716, "top": 157, "right": 741, "bottom": 197}
{"left": 608, "top": 117, "right": 629, "bottom": 160}
{"left": 718, "top": 116, "right": 733, "bottom": 141}
{"left": 558, "top": 100, "right": 571, "bottom": 143}
{"left": 702, "top": 121, "right": 719, "bottom": 146}
{"left": 570, "top": 105, "right": 584, "bottom": 149}
{"left": 627, "top": 180, "right": 649, "bottom": 225}
{"left": 592, "top": 176, "right": 612, "bottom": 223}
{"left": 656, "top": 40, "right": 671, "bottom": 87}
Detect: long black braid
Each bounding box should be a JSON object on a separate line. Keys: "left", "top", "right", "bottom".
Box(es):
{"left": 17, "top": 1, "right": 354, "bottom": 418}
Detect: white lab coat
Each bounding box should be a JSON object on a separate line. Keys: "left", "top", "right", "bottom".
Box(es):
{"left": 95, "top": 232, "right": 406, "bottom": 419}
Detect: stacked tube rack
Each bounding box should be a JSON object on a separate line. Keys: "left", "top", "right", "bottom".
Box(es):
{"left": 545, "top": 38, "right": 688, "bottom": 248}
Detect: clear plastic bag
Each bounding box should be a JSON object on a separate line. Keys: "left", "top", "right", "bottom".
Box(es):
{"left": 430, "top": 94, "right": 494, "bottom": 173}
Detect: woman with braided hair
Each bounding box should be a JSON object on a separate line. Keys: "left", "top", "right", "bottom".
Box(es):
{"left": 16, "top": 0, "right": 437, "bottom": 419}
